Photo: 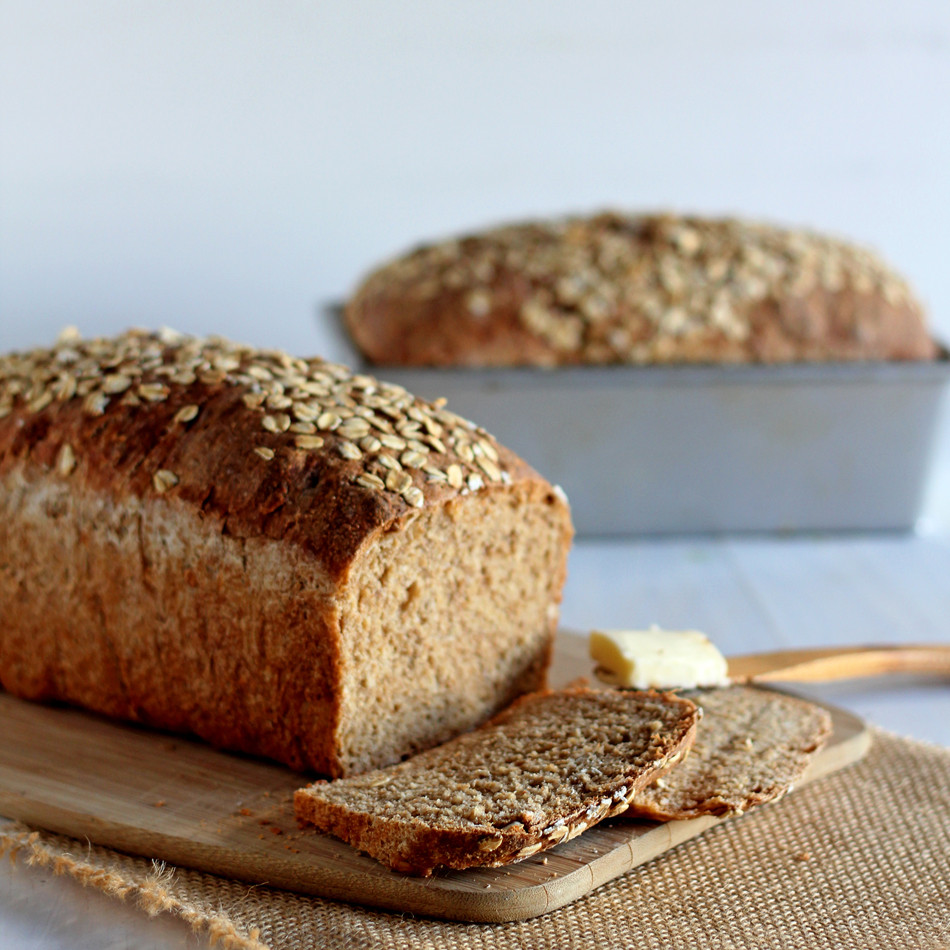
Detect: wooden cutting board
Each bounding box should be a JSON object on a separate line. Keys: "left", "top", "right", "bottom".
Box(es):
{"left": 0, "top": 633, "right": 869, "bottom": 923}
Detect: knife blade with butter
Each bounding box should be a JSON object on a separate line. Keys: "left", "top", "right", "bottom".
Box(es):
{"left": 590, "top": 627, "right": 950, "bottom": 689}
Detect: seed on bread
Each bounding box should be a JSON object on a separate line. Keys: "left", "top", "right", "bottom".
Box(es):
{"left": 402, "top": 486, "right": 424, "bottom": 508}
{"left": 294, "top": 434, "right": 325, "bottom": 450}
{"left": 138, "top": 383, "right": 169, "bottom": 402}
{"left": 262, "top": 413, "right": 291, "bottom": 433}
{"left": 173, "top": 404, "right": 200, "bottom": 424}
{"left": 355, "top": 472, "right": 386, "bottom": 491}
{"left": 152, "top": 469, "right": 179, "bottom": 493}
{"left": 83, "top": 391, "right": 109, "bottom": 416}
{"left": 102, "top": 373, "right": 133, "bottom": 395}
{"left": 338, "top": 440, "right": 362, "bottom": 461}
{"left": 385, "top": 470, "right": 413, "bottom": 494}
{"left": 56, "top": 443, "right": 77, "bottom": 477}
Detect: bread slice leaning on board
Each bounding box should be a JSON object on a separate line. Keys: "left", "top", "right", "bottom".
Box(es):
{"left": 294, "top": 687, "right": 700, "bottom": 875}
{"left": 0, "top": 329, "right": 573, "bottom": 776}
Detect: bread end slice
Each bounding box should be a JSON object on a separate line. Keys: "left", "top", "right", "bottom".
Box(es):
{"left": 627, "top": 686, "right": 833, "bottom": 820}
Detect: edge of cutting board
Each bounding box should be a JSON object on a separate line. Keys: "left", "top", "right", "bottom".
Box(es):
{"left": 0, "top": 634, "right": 871, "bottom": 923}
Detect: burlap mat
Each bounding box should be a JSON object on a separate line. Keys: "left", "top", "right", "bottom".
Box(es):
{"left": 2, "top": 728, "right": 949, "bottom": 949}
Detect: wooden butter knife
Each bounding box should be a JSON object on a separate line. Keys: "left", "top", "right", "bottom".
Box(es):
{"left": 554, "top": 635, "right": 950, "bottom": 689}
{"left": 726, "top": 643, "right": 950, "bottom": 684}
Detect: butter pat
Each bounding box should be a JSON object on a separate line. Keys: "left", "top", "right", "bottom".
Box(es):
{"left": 590, "top": 626, "right": 730, "bottom": 690}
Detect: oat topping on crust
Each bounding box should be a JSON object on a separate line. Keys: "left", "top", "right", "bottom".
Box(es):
{"left": 352, "top": 212, "right": 922, "bottom": 364}
{"left": 0, "top": 329, "right": 509, "bottom": 506}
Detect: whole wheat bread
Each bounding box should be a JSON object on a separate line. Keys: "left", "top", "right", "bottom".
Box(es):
{"left": 293, "top": 687, "right": 699, "bottom": 875}
{"left": 345, "top": 212, "right": 935, "bottom": 367}
{"left": 627, "top": 686, "right": 833, "bottom": 820}
{"left": 0, "top": 329, "right": 572, "bottom": 776}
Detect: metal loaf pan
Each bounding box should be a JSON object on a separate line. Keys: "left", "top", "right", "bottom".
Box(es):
{"left": 361, "top": 355, "right": 950, "bottom": 536}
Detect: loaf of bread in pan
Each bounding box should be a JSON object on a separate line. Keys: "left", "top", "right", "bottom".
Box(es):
{"left": 345, "top": 212, "right": 936, "bottom": 367}
{"left": 0, "top": 329, "right": 573, "bottom": 776}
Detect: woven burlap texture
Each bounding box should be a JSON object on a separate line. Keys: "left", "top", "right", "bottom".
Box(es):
{"left": 2, "top": 728, "right": 949, "bottom": 950}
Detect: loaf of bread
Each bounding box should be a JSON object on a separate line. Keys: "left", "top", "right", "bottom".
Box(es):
{"left": 345, "top": 212, "right": 936, "bottom": 366}
{"left": 294, "top": 687, "right": 699, "bottom": 875}
{"left": 0, "top": 329, "right": 573, "bottom": 776}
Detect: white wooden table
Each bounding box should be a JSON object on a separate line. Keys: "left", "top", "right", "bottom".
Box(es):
{"left": 3, "top": 531, "right": 950, "bottom": 948}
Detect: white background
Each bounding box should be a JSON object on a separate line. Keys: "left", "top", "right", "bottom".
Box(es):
{"left": 2, "top": 1, "right": 949, "bottom": 359}
{"left": 2, "top": 7, "right": 950, "bottom": 946}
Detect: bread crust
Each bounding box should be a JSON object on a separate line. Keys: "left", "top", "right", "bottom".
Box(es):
{"left": 0, "top": 332, "right": 545, "bottom": 580}
{"left": 0, "top": 331, "right": 573, "bottom": 775}
{"left": 345, "top": 212, "right": 936, "bottom": 367}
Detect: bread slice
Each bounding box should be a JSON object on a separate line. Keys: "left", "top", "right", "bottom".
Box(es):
{"left": 626, "top": 686, "right": 833, "bottom": 820}
{"left": 294, "top": 688, "right": 699, "bottom": 875}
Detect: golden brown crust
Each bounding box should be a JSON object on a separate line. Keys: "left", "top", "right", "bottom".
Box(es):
{"left": 346, "top": 212, "right": 936, "bottom": 367}
{"left": 0, "top": 329, "right": 542, "bottom": 581}
{"left": 0, "top": 330, "right": 573, "bottom": 776}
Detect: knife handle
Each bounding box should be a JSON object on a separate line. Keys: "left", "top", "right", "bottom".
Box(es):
{"left": 728, "top": 644, "right": 950, "bottom": 684}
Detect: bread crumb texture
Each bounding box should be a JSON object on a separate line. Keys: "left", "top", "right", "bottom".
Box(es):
{"left": 294, "top": 688, "right": 699, "bottom": 875}
{"left": 346, "top": 212, "right": 935, "bottom": 366}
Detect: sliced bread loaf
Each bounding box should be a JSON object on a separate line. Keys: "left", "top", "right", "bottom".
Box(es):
{"left": 0, "top": 329, "right": 572, "bottom": 776}
{"left": 627, "top": 686, "right": 833, "bottom": 820}
{"left": 293, "top": 687, "right": 699, "bottom": 875}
